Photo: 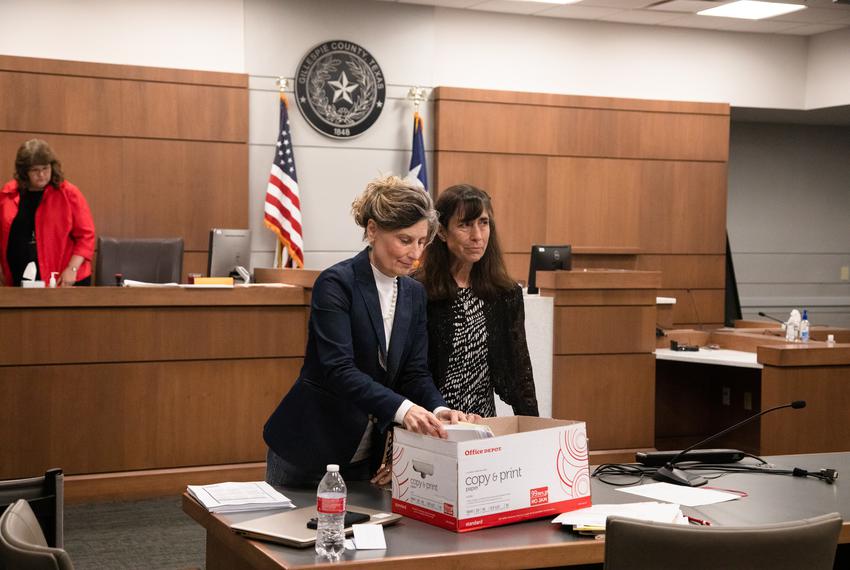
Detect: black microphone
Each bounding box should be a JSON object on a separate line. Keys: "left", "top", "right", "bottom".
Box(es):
{"left": 654, "top": 400, "right": 806, "bottom": 487}
{"left": 758, "top": 311, "right": 786, "bottom": 324}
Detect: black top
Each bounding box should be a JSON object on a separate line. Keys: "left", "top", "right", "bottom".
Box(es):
{"left": 428, "top": 284, "right": 539, "bottom": 416}
{"left": 439, "top": 288, "right": 495, "bottom": 416}
{"left": 7, "top": 188, "right": 43, "bottom": 285}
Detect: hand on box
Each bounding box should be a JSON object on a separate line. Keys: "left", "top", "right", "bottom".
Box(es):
{"left": 403, "top": 405, "right": 447, "bottom": 439}
{"left": 435, "top": 409, "right": 481, "bottom": 425}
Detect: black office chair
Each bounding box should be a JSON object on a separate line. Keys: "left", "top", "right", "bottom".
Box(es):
{"left": 0, "top": 469, "right": 63, "bottom": 549}
{"left": 95, "top": 236, "right": 184, "bottom": 285}
{"left": 603, "top": 512, "right": 842, "bottom": 570}
{"left": 0, "top": 499, "right": 74, "bottom": 570}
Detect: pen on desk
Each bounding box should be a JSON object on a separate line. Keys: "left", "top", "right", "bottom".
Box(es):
{"left": 687, "top": 516, "right": 711, "bottom": 526}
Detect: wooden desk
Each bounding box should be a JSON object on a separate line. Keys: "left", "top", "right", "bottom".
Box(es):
{"left": 537, "top": 269, "right": 661, "bottom": 461}
{"left": 0, "top": 286, "right": 309, "bottom": 501}
{"left": 183, "top": 452, "right": 850, "bottom": 569}
{"left": 656, "top": 327, "right": 850, "bottom": 455}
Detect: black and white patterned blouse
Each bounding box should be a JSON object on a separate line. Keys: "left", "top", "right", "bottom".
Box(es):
{"left": 440, "top": 287, "right": 496, "bottom": 417}
{"left": 428, "top": 284, "right": 538, "bottom": 417}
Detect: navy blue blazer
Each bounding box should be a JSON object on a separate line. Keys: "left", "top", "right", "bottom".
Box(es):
{"left": 263, "top": 248, "right": 446, "bottom": 474}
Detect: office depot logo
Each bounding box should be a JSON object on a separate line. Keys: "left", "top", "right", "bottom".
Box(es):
{"left": 530, "top": 486, "right": 549, "bottom": 506}
{"left": 443, "top": 502, "right": 454, "bottom": 516}
{"left": 464, "top": 446, "right": 502, "bottom": 456}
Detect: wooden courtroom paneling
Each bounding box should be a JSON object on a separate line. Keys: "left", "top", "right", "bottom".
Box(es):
{"left": 0, "top": 54, "right": 249, "bottom": 272}
{"left": 760, "top": 365, "right": 850, "bottom": 455}
{"left": 66, "top": 463, "right": 267, "bottom": 504}
{"left": 758, "top": 344, "right": 850, "bottom": 367}
{"left": 636, "top": 255, "right": 725, "bottom": 289}
{"left": 0, "top": 71, "right": 125, "bottom": 136}
{"left": 0, "top": 54, "right": 247, "bottom": 88}
{"left": 0, "top": 305, "right": 305, "bottom": 366}
{"left": 504, "top": 253, "right": 640, "bottom": 284}
{"left": 0, "top": 70, "right": 246, "bottom": 142}
{"left": 553, "top": 355, "right": 655, "bottom": 449}
{"left": 436, "top": 86, "right": 731, "bottom": 116}
{"left": 0, "top": 358, "right": 300, "bottom": 478}
{"left": 184, "top": 251, "right": 211, "bottom": 279}
{"left": 655, "top": 360, "right": 761, "bottom": 453}
{"left": 658, "top": 288, "right": 724, "bottom": 326}
{"left": 434, "top": 87, "right": 728, "bottom": 328}
{"left": 435, "top": 100, "right": 729, "bottom": 161}
{"left": 553, "top": 306, "right": 656, "bottom": 355}
{"left": 546, "top": 289, "right": 657, "bottom": 307}
{"left": 120, "top": 80, "right": 247, "bottom": 142}
{"left": 637, "top": 161, "right": 728, "bottom": 254}
{"left": 434, "top": 152, "right": 548, "bottom": 253}
{"left": 545, "top": 158, "right": 641, "bottom": 250}
{"left": 114, "top": 138, "right": 248, "bottom": 250}
{"left": 666, "top": 163, "right": 727, "bottom": 255}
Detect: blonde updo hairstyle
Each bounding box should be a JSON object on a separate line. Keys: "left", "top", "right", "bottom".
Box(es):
{"left": 351, "top": 175, "right": 438, "bottom": 244}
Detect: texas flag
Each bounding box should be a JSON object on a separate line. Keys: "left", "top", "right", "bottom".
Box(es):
{"left": 406, "top": 112, "right": 428, "bottom": 192}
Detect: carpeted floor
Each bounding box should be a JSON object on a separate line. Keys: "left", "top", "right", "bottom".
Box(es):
{"left": 64, "top": 496, "right": 205, "bottom": 570}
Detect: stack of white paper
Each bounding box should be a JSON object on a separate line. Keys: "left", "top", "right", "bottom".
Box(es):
{"left": 552, "top": 501, "right": 687, "bottom": 528}
{"left": 187, "top": 481, "right": 295, "bottom": 513}
{"left": 443, "top": 422, "right": 495, "bottom": 442}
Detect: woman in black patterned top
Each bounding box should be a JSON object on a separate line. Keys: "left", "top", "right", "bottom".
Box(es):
{"left": 419, "top": 184, "right": 538, "bottom": 417}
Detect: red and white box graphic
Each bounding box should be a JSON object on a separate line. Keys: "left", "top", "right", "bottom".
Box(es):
{"left": 391, "top": 416, "right": 591, "bottom": 532}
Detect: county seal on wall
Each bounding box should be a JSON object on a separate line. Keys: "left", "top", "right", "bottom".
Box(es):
{"left": 295, "top": 40, "right": 386, "bottom": 139}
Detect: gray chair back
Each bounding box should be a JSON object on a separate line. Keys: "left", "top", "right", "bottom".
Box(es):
{"left": 0, "top": 500, "right": 74, "bottom": 570}
{"left": 95, "top": 236, "right": 184, "bottom": 285}
{"left": 0, "top": 469, "right": 63, "bottom": 548}
{"left": 604, "top": 512, "right": 842, "bottom": 570}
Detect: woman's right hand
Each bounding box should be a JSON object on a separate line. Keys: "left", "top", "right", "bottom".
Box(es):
{"left": 402, "top": 405, "right": 447, "bottom": 439}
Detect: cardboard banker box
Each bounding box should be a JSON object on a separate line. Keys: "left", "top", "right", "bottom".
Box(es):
{"left": 391, "top": 416, "right": 591, "bottom": 532}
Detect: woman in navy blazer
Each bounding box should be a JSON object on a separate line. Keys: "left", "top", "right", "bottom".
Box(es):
{"left": 264, "top": 176, "right": 471, "bottom": 487}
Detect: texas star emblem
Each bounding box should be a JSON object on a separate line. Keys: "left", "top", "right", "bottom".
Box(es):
{"left": 295, "top": 40, "right": 386, "bottom": 139}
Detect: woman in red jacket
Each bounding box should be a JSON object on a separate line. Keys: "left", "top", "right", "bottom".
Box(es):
{"left": 0, "top": 139, "right": 95, "bottom": 287}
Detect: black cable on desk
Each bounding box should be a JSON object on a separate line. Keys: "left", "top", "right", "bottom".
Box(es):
{"left": 592, "top": 460, "right": 838, "bottom": 485}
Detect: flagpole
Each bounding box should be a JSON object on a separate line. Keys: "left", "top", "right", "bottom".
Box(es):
{"left": 265, "top": 75, "right": 305, "bottom": 269}
{"left": 406, "top": 87, "right": 429, "bottom": 193}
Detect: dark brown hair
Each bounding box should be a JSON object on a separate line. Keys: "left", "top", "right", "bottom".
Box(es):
{"left": 420, "top": 184, "right": 515, "bottom": 300}
{"left": 14, "top": 139, "right": 64, "bottom": 189}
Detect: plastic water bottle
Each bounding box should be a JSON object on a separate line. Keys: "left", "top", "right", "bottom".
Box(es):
{"left": 315, "top": 464, "right": 346, "bottom": 559}
{"left": 800, "top": 310, "right": 810, "bottom": 343}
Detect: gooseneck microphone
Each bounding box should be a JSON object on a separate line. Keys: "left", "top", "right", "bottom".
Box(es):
{"left": 758, "top": 311, "right": 786, "bottom": 324}
{"left": 654, "top": 400, "right": 806, "bottom": 487}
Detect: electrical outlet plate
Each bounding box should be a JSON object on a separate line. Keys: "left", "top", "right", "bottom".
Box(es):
{"left": 722, "top": 386, "right": 731, "bottom": 406}
{"left": 743, "top": 392, "right": 753, "bottom": 411}
{"left": 841, "top": 266, "right": 849, "bottom": 281}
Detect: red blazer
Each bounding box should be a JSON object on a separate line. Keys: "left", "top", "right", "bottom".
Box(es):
{"left": 0, "top": 180, "right": 96, "bottom": 285}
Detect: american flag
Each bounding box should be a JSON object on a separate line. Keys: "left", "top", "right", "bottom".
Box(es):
{"left": 407, "top": 112, "right": 428, "bottom": 192}
{"left": 264, "top": 93, "right": 303, "bottom": 268}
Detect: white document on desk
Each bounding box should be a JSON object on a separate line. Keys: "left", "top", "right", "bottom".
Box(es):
{"left": 187, "top": 481, "right": 294, "bottom": 513}
{"left": 552, "top": 502, "right": 684, "bottom": 527}
{"left": 353, "top": 524, "right": 387, "bottom": 549}
{"left": 616, "top": 482, "right": 740, "bottom": 507}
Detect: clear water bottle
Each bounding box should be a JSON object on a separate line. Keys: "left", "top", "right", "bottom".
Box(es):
{"left": 800, "top": 309, "right": 810, "bottom": 343}
{"left": 315, "top": 464, "right": 346, "bottom": 559}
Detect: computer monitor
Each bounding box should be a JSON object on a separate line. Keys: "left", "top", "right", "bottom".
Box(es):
{"left": 527, "top": 244, "right": 571, "bottom": 294}
{"left": 207, "top": 228, "right": 251, "bottom": 280}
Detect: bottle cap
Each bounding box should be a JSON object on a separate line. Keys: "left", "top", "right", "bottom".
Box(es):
{"left": 327, "top": 464, "right": 339, "bottom": 472}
